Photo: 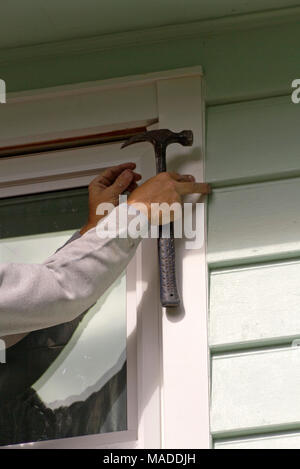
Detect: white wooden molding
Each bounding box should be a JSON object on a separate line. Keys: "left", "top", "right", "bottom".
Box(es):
{"left": 1, "top": 67, "right": 203, "bottom": 154}
{"left": 0, "top": 6, "right": 299, "bottom": 65}
{"left": 156, "top": 76, "right": 210, "bottom": 449}
{"left": 7, "top": 66, "right": 203, "bottom": 102}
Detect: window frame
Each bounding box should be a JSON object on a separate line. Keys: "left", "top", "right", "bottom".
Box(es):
{"left": 0, "top": 66, "right": 210, "bottom": 449}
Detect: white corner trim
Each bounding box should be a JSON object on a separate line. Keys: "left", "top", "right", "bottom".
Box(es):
{"left": 1, "top": 6, "right": 300, "bottom": 65}
{"left": 156, "top": 76, "right": 210, "bottom": 449}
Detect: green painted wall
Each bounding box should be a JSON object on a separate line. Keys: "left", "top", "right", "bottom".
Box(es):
{"left": 2, "top": 20, "right": 299, "bottom": 104}
{"left": 198, "top": 21, "right": 300, "bottom": 448}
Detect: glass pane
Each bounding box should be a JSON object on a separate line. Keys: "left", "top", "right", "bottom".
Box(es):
{"left": 0, "top": 188, "right": 127, "bottom": 446}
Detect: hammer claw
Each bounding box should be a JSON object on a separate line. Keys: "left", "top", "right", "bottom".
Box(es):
{"left": 121, "top": 132, "right": 151, "bottom": 148}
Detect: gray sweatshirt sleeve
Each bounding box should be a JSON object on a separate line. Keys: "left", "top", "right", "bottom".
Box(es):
{"left": 1, "top": 230, "right": 83, "bottom": 347}
{"left": 0, "top": 205, "right": 146, "bottom": 337}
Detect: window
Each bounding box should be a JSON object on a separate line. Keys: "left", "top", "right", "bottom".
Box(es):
{"left": 0, "top": 188, "right": 128, "bottom": 445}
{"left": 0, "top": 67, "right": 210, "bottom": 448}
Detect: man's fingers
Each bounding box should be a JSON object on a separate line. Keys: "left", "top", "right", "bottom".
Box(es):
{"left": 165, "top": 172, "right": 210, "bottom": 194}
{"left": 133, "top": 173, "right": 142, "bottom": 182}
{"left": 176, "top": 181, "right": 211, "bottom": 195}
{"left": 110, "top": 169, "right": 135, "bottom": 195}
{"left": 168, "top": 172, "right": 195, "bottom": 183}
{"left": 94, "top": 163, "right": 137, "bottom": 185}
{"left": 127, "top": 181, "right": 139, "bottom": 192}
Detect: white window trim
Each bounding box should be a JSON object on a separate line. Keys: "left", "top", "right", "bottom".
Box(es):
{"left": 0, "top": 66, "right": 210, "bottom": 449}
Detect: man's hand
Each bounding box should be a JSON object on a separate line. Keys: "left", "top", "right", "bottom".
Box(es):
{"left": 128, "top": 172, "right": 210, "bottom": 223}
{"left": 81, "top": 163, "right": 141, "bottom": 234}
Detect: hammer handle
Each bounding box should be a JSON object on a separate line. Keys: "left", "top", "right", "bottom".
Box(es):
{"left": 158, "top": 223, "right": 180, "bottom": 307}
{"left": 155, "top": 151, "right": 180, "bottom": 307}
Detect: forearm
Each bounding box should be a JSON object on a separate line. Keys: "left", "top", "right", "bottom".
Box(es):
{"left": 0, "top": 205, "right": 144, "bottom": 337}
{"left": 0, "top": 231, "right": 83, "bottom": 347}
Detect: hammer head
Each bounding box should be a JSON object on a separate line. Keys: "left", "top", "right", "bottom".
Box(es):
{"left": 121, "top": 129, "right": 193, "bottom": 150}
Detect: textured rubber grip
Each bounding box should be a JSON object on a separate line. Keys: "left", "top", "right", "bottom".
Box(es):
{"left": 158, "top": 228, "right": 180, "bottom": 307}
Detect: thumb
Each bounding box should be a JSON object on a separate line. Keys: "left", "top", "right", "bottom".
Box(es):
{"left": 110, "top": 169, "right": 135, "bottom": 195}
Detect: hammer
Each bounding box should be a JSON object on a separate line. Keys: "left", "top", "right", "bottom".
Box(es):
{"left": 121, "top": 129, "right": 193, "bottom": 308}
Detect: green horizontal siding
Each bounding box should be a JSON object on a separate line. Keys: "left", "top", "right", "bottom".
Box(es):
{"left": 2, "top": 21, "right": 300, "bottom": 105}
{"left": 206, "top": 96, "right": 300, "bottom": 186}
{"left": 211, "top": 347, "right": 300, "bottom": 437}
{"left": 208, "top": 178, "right": 300, "bottom": 267}
{"left": 207, "top": 28, "right": 300, "bottom": 445}
{"left": 215, "top": 431, "right": 300, "bottom": 449}
{"left": 210, "top": 259, "right": 300, "bottom": 351}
